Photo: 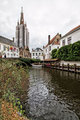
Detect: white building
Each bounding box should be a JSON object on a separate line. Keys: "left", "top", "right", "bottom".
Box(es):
{"left": 43, "top": 33, "right": 61, "bottom": 59}
{"left": 31, "top": 48, "right": 43, "bottom": 60}
{"left": 0, "top": 36, "right": 19, "bottom": 58}
{"left": 60, "top": 25, "right": 80, "bottom": 47}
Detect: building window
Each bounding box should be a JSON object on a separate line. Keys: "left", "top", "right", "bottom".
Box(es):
{"left": 7, "top": 53, "right": 9, "bottom": 56}
{"left": 57, "top": 39, "right": 59, "bottom": 42}
{"left": 33, "top": 53, "right": 34, "bottom": 56}
{"left": 7, "top": 46, "right": 9, "bottom": 51}
{"left": 68, "top": 37, "right": 71, "bottom": 45}
{"left": 16, "top": 49, "right": 18, "bottom": 53}
{"left": 0, "top": 44, "right": 1, "bottom": 50}
{"left": 3, "top": 45, "right": 6, "bottom": 51}
{"left": 62, "top": 40, "right": 65, "bottom": 46}
{"left": 52, "top": 42, "right": 54, "bottom": 45}
{"left": 49, "top": 46, "right": 51, "bottom": 51}
{"left": 36, "top": 53, "right": 37, "bottom": 56}
{"left": 39, "top": 53, "right": 41, "bottom": 56}
{"left": 57, "top": 47, "right": 59, "bottom": 50}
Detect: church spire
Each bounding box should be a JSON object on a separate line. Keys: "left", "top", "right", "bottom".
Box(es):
{"left": 20, "top": 7, "right": 24, "bottom": 24}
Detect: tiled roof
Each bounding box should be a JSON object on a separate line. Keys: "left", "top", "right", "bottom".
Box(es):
{"left": 0, "top": 36, "right": 16, "bottom": 46}
{"left": 32, "top": 48, "right": 43, "bottom": 52}
{"left": 50, "top": 35, "right": 56, "bottom": 44}
{"left": 44, "top": 34, "right": 59, "bottom": 48}
{"left": 61, "top": 25, "right": 80, "bottom": 39}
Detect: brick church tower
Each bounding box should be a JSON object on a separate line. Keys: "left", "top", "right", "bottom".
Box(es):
{"left": 15, "top": 7, "right": 30, "bottom": 58}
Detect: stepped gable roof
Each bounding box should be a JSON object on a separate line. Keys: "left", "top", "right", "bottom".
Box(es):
{"left": 61, "top": 25, "right": 80, "bottom": 39}
{"left": 0, "top": 36, "right": 16, "bottom": 46}
{"left": 44, "top": 34, "right": 58, "bottom": 48}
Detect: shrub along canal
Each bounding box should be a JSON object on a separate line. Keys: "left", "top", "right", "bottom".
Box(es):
{"left": 24, "top": 67, "right": 80, "bottom": 120}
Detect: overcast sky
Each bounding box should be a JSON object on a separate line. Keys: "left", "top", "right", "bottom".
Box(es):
{"left": 0, "top": 0, "right": 80, "bottom": 50}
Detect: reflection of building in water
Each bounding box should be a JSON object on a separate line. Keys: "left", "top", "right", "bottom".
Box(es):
{"left": 59, "top": 70, "right": 80, "bottom": 80}
{"left": 26, "top": 68, "right": 79, "bottom": 120}
{"left": 15, "top": 7, "right": 30, "bottom": 58}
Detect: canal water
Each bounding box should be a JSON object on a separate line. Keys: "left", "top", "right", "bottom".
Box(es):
{"left": 25, "top": 67, "right": 80, "bottom": 120}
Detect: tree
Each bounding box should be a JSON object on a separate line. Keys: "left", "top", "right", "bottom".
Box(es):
{"left": 51, "top": 49, "right": 57, "bottom": 59}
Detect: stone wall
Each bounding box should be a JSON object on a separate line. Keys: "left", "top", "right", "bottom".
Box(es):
{"left": 60, "top": 60, "right": 80, "bottom": 66}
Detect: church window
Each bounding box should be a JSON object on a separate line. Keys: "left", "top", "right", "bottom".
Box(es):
{"left": 57, "top": 39, "right": 59, "bottom": 42}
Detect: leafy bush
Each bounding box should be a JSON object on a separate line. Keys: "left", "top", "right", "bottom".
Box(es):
{"left": 51, "top": 41, "right": 80, "bottom": 61}
{"left": 0, "top": 59, "right": 29, "bottom": 117}
{"left": 51, "top": 49, "right": 57, "bottom": 59}
{"left": 57, "top": 45, "right": 69, "bottom": 60}
{"left": 19, "top": 58, "right": 41, "bottom": 65}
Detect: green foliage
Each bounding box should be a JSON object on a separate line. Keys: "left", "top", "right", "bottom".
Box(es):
{"left": 16, "top": 61, "right": 27, "bottom": 67}
{"left": 51, "top": 49, "right": 57, "bottom": 59}
{"left": 51, "top": 41, "right": 80, "bottom": 61}
{"left": 19, "top": 58, "right": 41, "bottom": 65}
{"left": 16, "top": 98, "right": 25, "bottom": 115}
{"left": 0, "top": 59, "right": 29, "bottom": 117}
{"left": 3, "top": 90, "right": 15, "bottom": 103}
{"left": 57, "top": 45, "right": 69, "bottom": 60}
{"left": 3, "top": 90, "right": 25, "bottom": 115}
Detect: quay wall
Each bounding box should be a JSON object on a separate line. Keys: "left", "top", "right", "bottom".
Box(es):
{"left": 60, "top": 61, "right": 80, "bottom": 66}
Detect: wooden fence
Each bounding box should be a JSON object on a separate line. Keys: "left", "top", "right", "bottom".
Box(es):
{"left": 44, "top": 63, "right": 80, "bottom": 74}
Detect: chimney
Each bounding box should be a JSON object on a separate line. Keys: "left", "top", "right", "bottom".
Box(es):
{"left": 48, "top": 35, "right": 50, "bottom": 45}
{"left": 13, "top": 37, "right": 14, "bottom": 42}
{"left": 43, "top": 46, "right": 44, "bottom": 49}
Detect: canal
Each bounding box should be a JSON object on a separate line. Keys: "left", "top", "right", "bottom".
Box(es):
{"left": 24, "top": 67, "right": 80, "bottom": 120}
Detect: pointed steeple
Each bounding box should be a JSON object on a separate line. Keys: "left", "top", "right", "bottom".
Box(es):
{"left": 20, "top": 7, "right": 24, "bottom": 24}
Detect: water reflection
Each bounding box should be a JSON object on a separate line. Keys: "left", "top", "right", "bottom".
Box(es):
{"left": 25, "top": 68, "right": 80, "bottom": 120}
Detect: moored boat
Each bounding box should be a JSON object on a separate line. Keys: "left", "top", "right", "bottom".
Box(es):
{"left": 32, "top": 64, "right": 42, "bottom": 67}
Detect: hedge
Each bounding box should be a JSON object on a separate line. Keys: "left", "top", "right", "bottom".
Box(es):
{"left": 51, "top": 41, "right": 80, "bottom": 61}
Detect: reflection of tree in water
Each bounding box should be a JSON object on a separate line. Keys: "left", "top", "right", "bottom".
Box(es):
{"left": 45, "top": 68, "right": 80, "bottom": 119}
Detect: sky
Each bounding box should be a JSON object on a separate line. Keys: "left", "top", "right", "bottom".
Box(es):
{"left": 0, "top": 0, "right": 80, "bottom": 50}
